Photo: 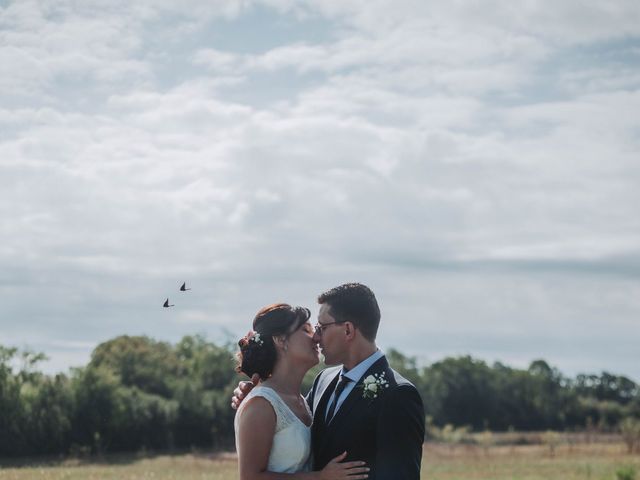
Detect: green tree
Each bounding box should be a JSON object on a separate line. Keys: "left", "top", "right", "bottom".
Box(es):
{"left": 90, "top": 336, "right": 180, "bottom": 397}
{"left": 422, "top": 356, "right": 497, "bottom": 430}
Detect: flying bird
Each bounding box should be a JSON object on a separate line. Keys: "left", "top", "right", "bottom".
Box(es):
{"left": 163, "top": 298, "right": 174, "bottom": 308}
{"left": 180, "top": 282, "right": 191, "bottom": 291}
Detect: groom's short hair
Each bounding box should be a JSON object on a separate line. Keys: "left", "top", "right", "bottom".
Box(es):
{"left": 318, "top": 283, "right": 380, "bottom": 341}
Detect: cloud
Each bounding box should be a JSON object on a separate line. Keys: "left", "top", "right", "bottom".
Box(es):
{"left": 0, "top": 0, "right": 639, "bottom": 378}
{"left": 301, "top": 0, "right": 640, "bottom": 43}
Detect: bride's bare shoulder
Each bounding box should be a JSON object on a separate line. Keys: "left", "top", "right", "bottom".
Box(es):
{"left": 237, "top": 394, "right": 276, "bottom": 427}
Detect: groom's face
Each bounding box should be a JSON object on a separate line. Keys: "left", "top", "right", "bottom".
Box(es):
{"left": 315, "top": 303, "right": 346, "bottom": 366}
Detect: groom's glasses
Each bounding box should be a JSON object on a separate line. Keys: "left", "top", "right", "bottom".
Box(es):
{"left": 314, "top": 321, "right": 342, "bottom": 335}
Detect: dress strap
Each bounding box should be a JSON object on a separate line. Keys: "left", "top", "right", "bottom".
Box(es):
{"left": 245, "top": 386, "right": 296, "bottom": 432}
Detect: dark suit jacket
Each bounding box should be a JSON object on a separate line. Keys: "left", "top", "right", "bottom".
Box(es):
{"left": 306, "top": 356, "right": 425, "bottom": 480}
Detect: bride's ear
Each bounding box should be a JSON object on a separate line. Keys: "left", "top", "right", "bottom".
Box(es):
{"left": 272, "top": 335, "right": 288, "bottom": 352}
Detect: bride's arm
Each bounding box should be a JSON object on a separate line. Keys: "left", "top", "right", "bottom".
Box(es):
{"left": 236, "top": 398, "right": 369, "bottom": 480}
{"left": 236, "top": 396, "right": 277, "bottom": 479}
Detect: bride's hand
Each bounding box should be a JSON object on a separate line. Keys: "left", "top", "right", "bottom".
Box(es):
{"left": 318, "top": 452, "right": 369, "bottom": 480}
{"left": 231, "top": 374, "right": 260, "bottom": 410}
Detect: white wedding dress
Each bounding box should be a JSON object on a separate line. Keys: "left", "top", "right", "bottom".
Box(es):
{"left": 235, "top": 386, "right": 312, "bottom": 473}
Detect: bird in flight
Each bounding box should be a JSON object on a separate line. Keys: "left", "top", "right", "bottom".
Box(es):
{"left": 180, "top": 282, "right": 191, "bottom": 291}
{"left": 163, "top": 298, "right": 174, "bottom": 308}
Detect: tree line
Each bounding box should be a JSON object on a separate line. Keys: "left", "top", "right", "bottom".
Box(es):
{"left": 0, "top": 335, "right": 638, "bottom": 457}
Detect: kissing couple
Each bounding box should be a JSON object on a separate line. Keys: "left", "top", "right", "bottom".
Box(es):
{"left": 232, "top": 283, "right": 425, "bottom": 479}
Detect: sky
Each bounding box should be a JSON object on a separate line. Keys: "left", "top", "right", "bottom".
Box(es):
{"left": 1, "top": 0, "right": 639, "bottom": 380}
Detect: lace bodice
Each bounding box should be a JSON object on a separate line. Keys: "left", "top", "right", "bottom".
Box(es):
{"left": 235, "top": 386, "right": 312, "bottom": 473}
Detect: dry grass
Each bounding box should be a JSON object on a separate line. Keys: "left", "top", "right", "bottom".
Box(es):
{"left": 0, "top": 452, "right": 237, "bottom": 480}
{"left": 0, "top": 443, "right": 638, "bottom": 479}
{"left": 423, "top": 442, "right": 640, "bottom": 479}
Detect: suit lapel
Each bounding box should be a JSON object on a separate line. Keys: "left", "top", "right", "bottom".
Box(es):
{"left": 327, "top": 356, "right": 389, "bottom": 430}
{"left": 313, "top": 371, "right": 340, "bottom": 416}
{"left": 318, "top": 356, "right": 390, "bottom": 455}
{"left": 312, "top": 370, "right": 341, "bottom": 443}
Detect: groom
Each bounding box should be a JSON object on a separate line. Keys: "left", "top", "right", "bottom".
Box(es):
{"left": 233, "top": 283, "right": 425, "bottom": 479}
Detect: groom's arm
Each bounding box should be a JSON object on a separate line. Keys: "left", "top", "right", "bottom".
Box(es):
{"left": 375, "top": 385, "right": 425, "bottom": 480}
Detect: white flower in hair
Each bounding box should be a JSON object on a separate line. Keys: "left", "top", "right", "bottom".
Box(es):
{"left": 247, "top": 331, "right": 264, "bottom": 346}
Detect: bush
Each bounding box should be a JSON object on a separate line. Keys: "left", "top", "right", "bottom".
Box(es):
{"left": 616, "top": 466, "right": 636, "bottom": 480}
{"left": 542, "top": 430, "right": 561, "bottom": 457}
{"left": 620, "top": 418, "right": 640, "bottom": 454}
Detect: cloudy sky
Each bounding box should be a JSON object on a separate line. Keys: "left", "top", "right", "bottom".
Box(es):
{"left": 1, "top": 0, "right": 639, "bottom": 380}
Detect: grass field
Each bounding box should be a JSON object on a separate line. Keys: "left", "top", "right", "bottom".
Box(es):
{"left": 0, "top": 443, "right": 638, "bottom": 480}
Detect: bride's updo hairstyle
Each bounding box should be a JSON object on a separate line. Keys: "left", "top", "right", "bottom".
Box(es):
{"left": 236, "top": 303, "right": 311, "bottom": 380}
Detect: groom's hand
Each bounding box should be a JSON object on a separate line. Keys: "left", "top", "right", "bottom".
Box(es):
{"left": 231, "top": 373, "right": 260, "bottom": 410}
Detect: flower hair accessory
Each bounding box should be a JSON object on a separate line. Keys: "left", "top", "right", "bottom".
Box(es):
{"left": 361, "top": 372, "right": 389, "bottom": 399}
{"left": 244, "top": 330, "right": 264, "bottom": 346}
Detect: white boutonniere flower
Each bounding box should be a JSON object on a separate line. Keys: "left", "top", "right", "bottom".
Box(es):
{"left": 361, "top": 372, "right": 389, "bottom": 399}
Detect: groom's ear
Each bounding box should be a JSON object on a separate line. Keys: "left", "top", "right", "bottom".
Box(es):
{"left": 344, "top": 322, "right": 356, "bottom": 340}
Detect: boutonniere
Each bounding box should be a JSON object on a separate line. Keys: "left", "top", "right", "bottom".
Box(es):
{"left": 360, "top": 372, "right": 389, "bottom": 399}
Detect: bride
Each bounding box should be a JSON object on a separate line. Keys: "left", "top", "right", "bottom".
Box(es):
{"left": 235, "top": 303, "right": 369, "bottom": 480}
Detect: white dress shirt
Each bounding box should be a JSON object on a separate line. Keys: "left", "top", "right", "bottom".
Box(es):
{"left": 325, "top": 349, "right": 384, "bottom": 421}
